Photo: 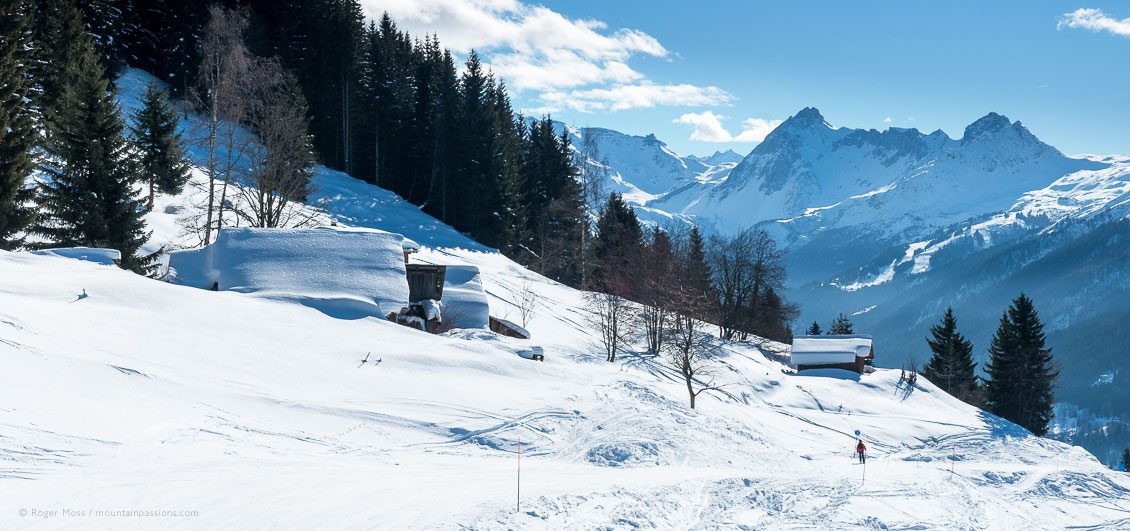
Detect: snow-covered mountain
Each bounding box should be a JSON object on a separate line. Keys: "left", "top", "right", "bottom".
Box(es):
{"left": 649, "top": 108, "right": 1104, "bottom": 240}
{"left": 4, "top": 69, "right": 1130, "bottom": 529}
{"left": 554, "top": 122, "right": 737, "bottom": 207}
{"left": 686, "top": 149, "right": 744, "bottom": 166}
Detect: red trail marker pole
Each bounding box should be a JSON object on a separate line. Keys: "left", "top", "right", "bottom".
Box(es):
{"left": 517, "top": 437, "right": 522, "bottom": 513}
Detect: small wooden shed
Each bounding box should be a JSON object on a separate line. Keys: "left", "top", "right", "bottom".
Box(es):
{"left": 398, "top": 264, "right": 447, "bottom": 333}
{"left": 406, "top": 264, "right": 446, "bottom": 302}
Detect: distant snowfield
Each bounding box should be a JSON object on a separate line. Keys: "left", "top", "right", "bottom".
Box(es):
{"left": 3, "top": 70, "right": 1130, "bottom": 529}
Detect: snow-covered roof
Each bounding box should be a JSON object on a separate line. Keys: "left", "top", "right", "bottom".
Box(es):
{"left": 489, "top": 316, "right": 530, "bottom": 339}
{"left": 167, "top": 226, "right": 409, "bottom": 317}
{"left": 790, "top": 335, "right": 873, "bottom": 365}
{"left": 32, "top": 247, "right": 121, "bottom": 266}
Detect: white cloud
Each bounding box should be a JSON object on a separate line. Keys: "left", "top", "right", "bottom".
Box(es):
{"left": 673, "top": 111, "right": 733, "bottom": 142}
{"left": 361, "top": 0, "right": 665, "bottom": 91}
{"left": 734, "top": 118, "right": 784, "bottom": 143}
{"left": 673, "top": 113, "right": 782, "bottom": 144}
{"left": 541, "top": 83, "right": 732, "bottom": 113}
{"left": 1057, "top": 8, "right": 1130, "bottom": 37}
{"left": 360, "top": 0, "right": 727, "bottom": 112}
{"left": 883, "top": 117, "right": 893, "bottom": 124}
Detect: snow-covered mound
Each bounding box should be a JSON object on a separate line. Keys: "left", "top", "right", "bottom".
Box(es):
{"left": 435, "top": 264, "right": 490, "bottom": 330}
{"left": 31, "top": 247, "right": 121, "bottom": 266}
{"left": 168, "top": 226, "right": 409, "bottom": 318}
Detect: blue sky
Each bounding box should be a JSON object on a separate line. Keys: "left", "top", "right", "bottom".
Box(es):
{"left": 364, "top": 1, "right": 1130, "bottom": 156}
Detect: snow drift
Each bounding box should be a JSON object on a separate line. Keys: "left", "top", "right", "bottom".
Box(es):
{"left": 437, "top": 265, "right": 490, "bottom": 330}
{"left": 168, "top": 226, "right": 409, "bottom": 318}
{"left": 31, "top": 247, "right": 121, "bottom": 266}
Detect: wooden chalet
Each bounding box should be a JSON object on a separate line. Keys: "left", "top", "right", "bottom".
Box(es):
{"left": 790, "top": 335, "right": 874, "bottom": 374}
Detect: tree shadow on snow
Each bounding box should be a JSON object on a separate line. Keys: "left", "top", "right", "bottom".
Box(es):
{"left": 295, "top": 297, "right": 386, "bottom": 320}
{"left": 793, "top": 368, "right": 862, "bottom": 382}
{"left": 978, "top": 411, "right": 1032, "bottom": 439}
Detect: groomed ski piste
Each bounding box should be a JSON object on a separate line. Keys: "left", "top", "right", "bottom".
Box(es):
{"left": 3, "top": 70, "right": 1130, "bottom": 530}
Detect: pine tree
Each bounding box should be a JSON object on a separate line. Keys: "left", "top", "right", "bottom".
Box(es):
{"left": 985, "top": 294, "right": 1058, "bottom": 436}
{"left": 129, "top": 82, "right": 190, "bottom": 211}
{"left": 29, "top": 0, "right": 90, "bottom": 123}
{"left": 404, "top": 34, "right": 441, "bottom": 206}
{"left": 302, "top": 0, "right": 363, "bottom": 172}
{"left": 754, "top": 286, "right": 797, "bottom": 343}
{"left": 490, "top": 81, "right": 527, "bottom": 257}
{"left": 428, "top": 49, "right": 460, "bottom": 224}
{"left": 122, "top": 0, "right": 208, "bottom": 95}
{"left": 922, "top": 307, "right": 979, "bottom": 403}
{"left": 517, "top": 116, "right": 583, "bottom": 284}
{"left": 452, "top": 51, "right": 499, "bottom": 244}
{"left": 76, "top": 0, "right": 128, "bottom": 79}
{"left": 0, "top": 0, "right": 37, "bottom": 249}
{"left": 828, "top": 313, "right": 854, "bottom": 335}
{"left": 1121, "top": 448, "right": 1130, "bottom": 472}
{"left": 683, "top": 225, "right": 714, "bottom": 319}
{"left": 32, "top": 17, "right": 154, "bottom": 274}
{"left": 1009, "top": 294, "right": 1057, "bottom": 435}
{"left": 591, "top": 192, "right": 643, "bottom": 295}
{"left": 521, "top": 117, "right": 557, "bottom": 235}
{"left": 984, "top": 311, "right": 1016, "bottom": 418}
{"left": 537, "top": 128, "right": 586, "bottom": 286}
{"left": 806, "top": 321, "right": 822, "bottom": 335}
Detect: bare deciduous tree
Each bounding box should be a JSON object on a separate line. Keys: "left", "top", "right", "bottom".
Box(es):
{"left": 585, "top": 289, "right": 635, "bottom": 363}
{"left": 709, "top": 228, "right": 788, "bottom": 341}
{"left": 638, "top": 226, "right": 678, "bottom": 355}
{"left": 575, "top": 130, "right": 609, "bottom": 209}
{"left": 516, "top": 280, "right": 537, "bottom": 328}
{"left": 232, "top": 61, "right": 317, "bottom": 229}
{"left": 665, "top": 312, "right": 721, "bottom": 409}
{"left": 574, "top": 130, "right": 608, "bottom": 288}
{"left": 195, "top": 4, "right": 252, "bottom": 245}
{"left": 665, "top": 248, "right": 723, "bottom": 408}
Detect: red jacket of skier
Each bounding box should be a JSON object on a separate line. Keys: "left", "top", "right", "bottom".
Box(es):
{"left": 856, "top": 440, "right": 866, "bottom": 453}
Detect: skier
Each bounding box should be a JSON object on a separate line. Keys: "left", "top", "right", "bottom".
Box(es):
{"left": 856, "top": 439, "right": 867, "bottom": 464}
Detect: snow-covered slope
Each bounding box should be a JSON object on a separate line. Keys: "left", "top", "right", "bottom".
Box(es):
{"left": 4, "top": 68, "right": 1130, "bottom": 529}
{"left": 4, "top": 225, "right": 1130, "bottom": 529}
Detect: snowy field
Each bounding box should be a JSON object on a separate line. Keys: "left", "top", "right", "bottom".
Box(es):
{"left": 2, "top": 70, "right": 1130, "bottom": 529}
